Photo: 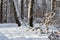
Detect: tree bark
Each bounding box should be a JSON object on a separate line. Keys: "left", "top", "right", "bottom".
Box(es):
{"left": 2, "top": 0, "right": 7, "bottom": 23}
{"left": 28, "top": 0, "right": 34, "bottom": 27}
{"left": 21, "top": 0, "right": 24, "bottom": 21}
{"left": 52, "top": 0, "right": 56, "bottom": 12}
{"left": 0, "top": 0, "right": 3, "bottom": 23}
{"left": 26, "top": 0, "right": 28, "bottom": 18}
{"left": 13, "top": 0, "right": 21, "bottom": 26}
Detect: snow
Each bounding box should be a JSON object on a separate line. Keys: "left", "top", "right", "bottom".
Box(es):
{"left": 0, "top": 23, "right": 18, "bottom": 28}
{"left": 0, "top": 22, "right": 58, "bottom": 40}
{"left": 0, "top": 18, "right": 59, "bottom": 40}
{"left": 0, "top": 27, "right": 49, "bottom": 40}
{"left": 0, "top": 23, "right": 50, "bottom": 40}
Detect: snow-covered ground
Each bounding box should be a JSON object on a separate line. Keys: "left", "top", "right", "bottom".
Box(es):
{"left": 0, "top": 27, "right": 49, "bottom": 40}
{"left": 0, "top": 23, "right": 50, "bottom": 40}
{"left": 0, "top": 23, "right": 18, "bottom": 28}
{"left": 0, "top": 18, "right": 59, "bottom": 40}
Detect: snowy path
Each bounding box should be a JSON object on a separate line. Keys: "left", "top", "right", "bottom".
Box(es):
{"left": 0, "top": 27, "right": 49, "bottom": 40}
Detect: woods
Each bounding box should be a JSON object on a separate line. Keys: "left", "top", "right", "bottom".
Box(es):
{"left": 0, "top": 0, "right": 60, "bottom": 40}
{"left": 0, "top": 0, "right": 60, "bottom": 27}
{"left": 13, "top": 0, "right": 21, "bottom": 26}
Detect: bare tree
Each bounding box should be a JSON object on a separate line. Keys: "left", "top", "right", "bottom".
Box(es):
{"left": 13, "top": 0, "right": 21, "bottom": 26}
{"left": 21, "top": 0, "right": 24, "bottom": 21}
{"left": 26, "top": 0, "right": 28, "bottom": 18}
{"left": 28, "top": 0, "right": 34, "bottom": 27}
{"left": 2, "top": 0, "right": 8, "bottom": 23}
{"left": 52, "top": 0, "right": 56, "bottom": 12}
{"left": 0, "top": 0, "right": 3, "bottom": 23}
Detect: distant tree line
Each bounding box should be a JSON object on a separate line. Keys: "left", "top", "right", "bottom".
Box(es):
{"left": 0, "top": 0, "right": 60, "bottom": 27}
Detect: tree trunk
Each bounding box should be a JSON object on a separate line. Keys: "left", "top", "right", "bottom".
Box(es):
{"left": 0, "top": 0, "right": 3, "bottom": 23}
{"left": 21, "top": 0, "right": 24, "bottom": 21}
{"left": 28, "top": 0, "right": 34, "bottom": 27}
{"left": 13, "top": 0, "right": 21, "bottom": 26}
{"left": 26, "top": 0, "right": 28, "bottom": 18}
{"left": 2, "top": 0, "right": 7, "bottom": 23}
{"left": 52, "top": 0, "right": 57, "bottom": 20}
{"left": 42, "top": 0, "right": 47, "bottom": 17}
{"left": 7, "top": 0, "right": 16, "bottom": 23}
{"left": 52, "top": 0, "right": 56, "bottom": 12}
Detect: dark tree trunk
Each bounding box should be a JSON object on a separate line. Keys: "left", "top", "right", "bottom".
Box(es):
{"left": 2, "top": 0, "right": 8, "bottom": 23}
{"left": 13, "top": 0, "right": 21, "bottom": 26}
{"left": 0, "top": 0, "right": 3, "bottom": 23}
{"left": 21, "top": 0, "right": 24, "bottom": 21}
{"left": 29, "top": 0, "right": 34, "bottom": 27}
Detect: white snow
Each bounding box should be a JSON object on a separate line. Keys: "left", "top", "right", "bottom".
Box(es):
{"left": 0, "top": 18, "right": 59, "bottom": 40}
{"left": 0, "top": 23, "right": 18, "bottom": 28}
{"left": 0, "top": 26, "right": 49, "bottom": 40}
{"left": 0, "top": 22, "right": 58, "bottom": 40}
